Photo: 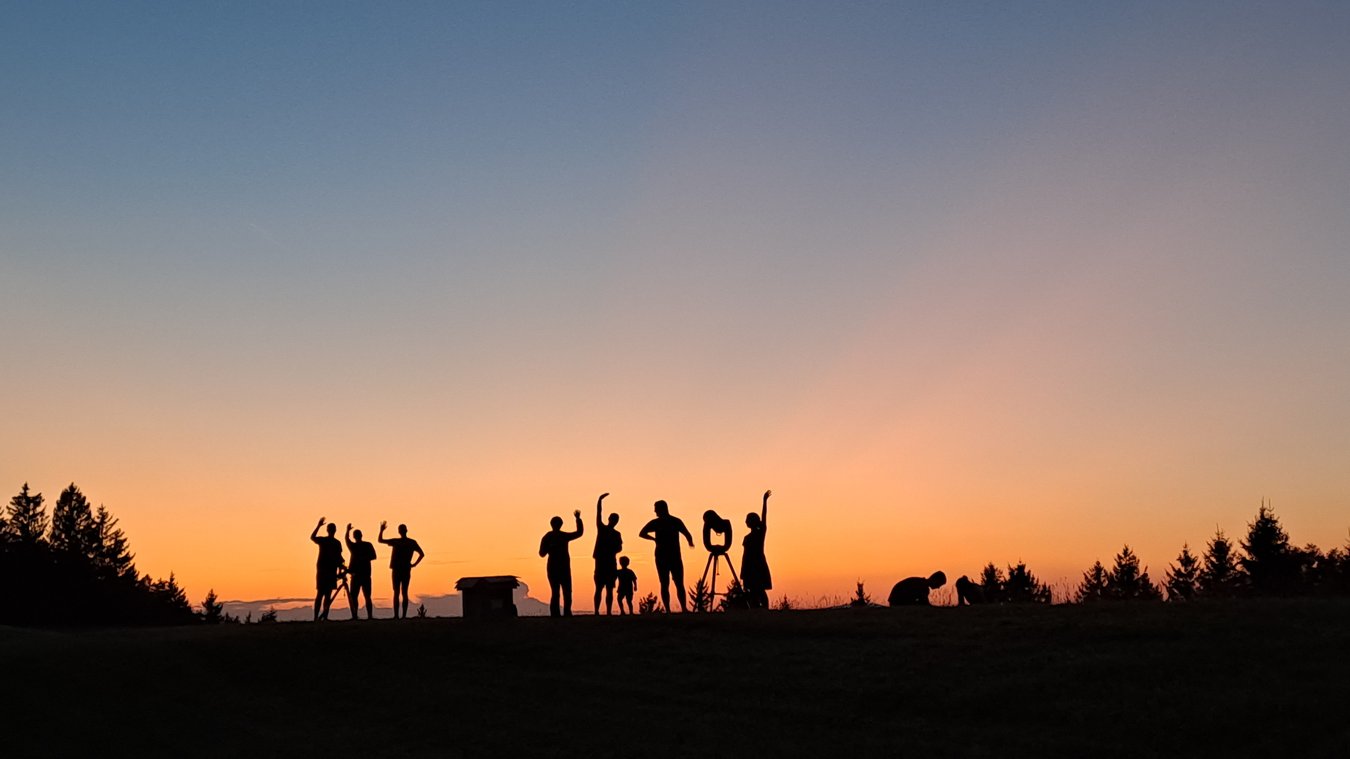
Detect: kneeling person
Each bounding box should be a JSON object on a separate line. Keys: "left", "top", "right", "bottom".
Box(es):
{"left": 888, "top": 571, "right": 947, "bottom": 606}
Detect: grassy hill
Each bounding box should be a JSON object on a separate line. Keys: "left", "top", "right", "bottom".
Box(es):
{"left": 4, "top": 600, "right": 1348, "bottom": 757}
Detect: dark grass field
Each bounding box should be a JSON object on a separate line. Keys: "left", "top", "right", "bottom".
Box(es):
{"left": 4, "top": 600, "right": 1349, "bottom": 757}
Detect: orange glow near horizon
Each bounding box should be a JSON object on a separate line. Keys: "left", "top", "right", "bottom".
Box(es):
{"left": 4, "top": 5, "right": 1350, "bottom": 612}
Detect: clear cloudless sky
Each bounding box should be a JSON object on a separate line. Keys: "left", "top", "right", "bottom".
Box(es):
{"left": 3, "top": 1, "right": 1349, "bottom": 608}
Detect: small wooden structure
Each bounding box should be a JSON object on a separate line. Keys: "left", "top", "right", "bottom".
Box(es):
{"left": 455, "top": 575, "right": 520, "bottom": 619}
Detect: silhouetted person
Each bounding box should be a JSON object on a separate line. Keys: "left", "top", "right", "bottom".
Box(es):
{"left": 310, "top": 517, "right": 344, "bottom": 621}
{"left": 955, "top": 575, "right": 985, "bottom": 605}
{"left": 888, "top": 571, "right": 947, "bottom": 606}
{"left": 345, "top": 524, "right": 377, "bottom": 620}
{"left": 592, "top": 492, "right": 622, "bottom": 615}
{"left": 539, "top": 509, "right": 585, "bottom": 617}
{"left": 616, "top": 556, "right": 637, "bottom": 615}
{"left": 740, "top": 490, "right": 773, "bottom": 609}
{"left": 378, "top": 521, "right": 424, "bottom": 619}
{"left": 638, "top": 500, "right": 694, "bottom": 613}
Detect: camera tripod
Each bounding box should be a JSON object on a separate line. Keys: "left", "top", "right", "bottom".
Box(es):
{"left": 321, "top": 567, "right": 350, "bottom": 621}
{"left": 697, "top": 549, "right": 739, "bottom": 611}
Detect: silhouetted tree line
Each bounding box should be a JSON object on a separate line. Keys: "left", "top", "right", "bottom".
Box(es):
{"left": 0, "top": 482, "right": 199, "bottom": 626}
{"left": 1076, "top": 502, "right": 1350, "bottom": 603}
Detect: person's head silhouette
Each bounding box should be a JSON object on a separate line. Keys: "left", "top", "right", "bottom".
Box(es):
{"left": 398, "top": 524, "right": 408, "bottom": 537}
{"left": 550, "top": 516, "right": 564, "bottom": 530}
{"left": 619, "top": 555, "right": 631, "bottom": 568}
{"left": 746, "top": 512, "right": 762, "bottom": 529}
{"left": 326, "top": 523, "right": 337, "bottom": 537}
{"left": 928, "top": 571, "right": 947, "bottom": 589}
{"left": 607, "top": 513, "right": 619, "bottom": 527}
{"left": 353, "top": 529, "right": 363, "bottom": 541}
{"left": 654, "top": 500, "right": 669, "bottom": 517}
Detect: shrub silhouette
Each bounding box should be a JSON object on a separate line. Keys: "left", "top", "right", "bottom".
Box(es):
{"left": 849, "top": 581, "right": 872, "bottom": 607}
{"left": 689, "top": 576, "right": 713, "bottom": 613}
{"left": 637, "top": 593, "right": 660, "bottom": 614}
{"left": 718, "top": 579, "right": 750, "bottom": 611}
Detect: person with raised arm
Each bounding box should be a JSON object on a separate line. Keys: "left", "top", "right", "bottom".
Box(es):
{"left": 378, "top": 521, "right": 424, "bottom": 619}
{"left": 344, "top": 523, "right": 377, "bottom": 620}
{"left": 539, "top": 509, "right": 585, "bottom": 617}
{"left": 309, "top": 517, "right": 344, "bottom": 622}
{"left": 740, "top": 490, "right": 774, "bottom": 609}
{"left": 638, "top": 500, "right": 694, "bottom": 613}
{"left": 592, "top": 492, "right": 623, "bottom": 616}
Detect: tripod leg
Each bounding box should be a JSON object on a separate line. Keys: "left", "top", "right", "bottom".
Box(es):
{"left": 700, "top": 553, "right": 715, "bottom": 589}
{"left": 711, "top": 558, "right": 718, "bottom": 610}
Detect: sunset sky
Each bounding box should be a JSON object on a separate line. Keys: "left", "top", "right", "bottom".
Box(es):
{"left": 4, "top": 2, "right": 1349, "bottom": 610}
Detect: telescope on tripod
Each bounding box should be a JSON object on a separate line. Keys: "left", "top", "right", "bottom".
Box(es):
{"left": 697, "top": 510, "right": 738, "bottom": 610}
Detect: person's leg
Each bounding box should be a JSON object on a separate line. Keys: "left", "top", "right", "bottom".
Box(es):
{"left": 391, "top": 572, "right": 401, "bottom": 618}
{"left": 672, "top": 561, "right": 687, "bottom": 612}
{"left": 399, "top": 578, "right": 411, "bottom": 618}
{"left": 314, "top": 592, "right": 323, "bottom": 622}
{"left": 364, "top": 578, "right": 374, "bottom": 619}
{"left": 604, "top": 583, "right": 614, "bottom": 615}
{"left": 548, "top": 577, "right": 561, "bottom": 617}
{"left": 562, "top": 573, "right": 572, "bottom": 616}
{"left": 593, "top": 570, "right": 602, "bottom": 615}
{"left": 657, "top": 564, "right": 672, "bottom": 612}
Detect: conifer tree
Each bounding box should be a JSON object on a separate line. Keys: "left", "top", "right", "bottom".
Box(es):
{"left": 5, "top": 483, "right": 48, "bottom": 546}
{"left": 93, "top": 505, "right": 137, "bottom": 581}
{"left": 1003, "top": 562, "right": 1052, "bottom": 604}
{"left": 1164, "top": 544, "right": 1200, "bottom": 602}
{"left": 200, "top": 589, "right": 225, "bottom": 624}
{"left": 849, "top": 581, "right": 872, "bottom": 607}
{"left": 1199, "top": 528, "right": 1244, "bottom": 597}
{"left": 50, "top": 483, "right": 99, "bottom": 561}
{"left": 1240, "top": 501, "right": 1300, "bottom": 595}
{"left": 147, "top": 572, "right": 195, "bottom": 623}
{"left": 1075, "top": 561, "right": 1108, "bottom": 603}
{"left": 1104, "top": 545, "right": 1162, "bottom": 600}
{"left": 979, "top": 562, "right": 1005, "bottom": 603}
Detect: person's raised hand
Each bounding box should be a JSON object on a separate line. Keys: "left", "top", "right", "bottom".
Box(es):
{"left": 764, "top": 490, "right": 772, "bottom": 500}
{"left": 574, "top": 509, "right": 582, "bottom": 518}
{"left": 317, "top": 517, "right": 326, "bottom": 527}
{"left": 380, "top": 520, "right": 387, "bottom": 530}
{"left": 346, "top": 523, "right": 352, "bottom": 531}
{"left": 599, "top": 492, "right": 609, "bottom": 501}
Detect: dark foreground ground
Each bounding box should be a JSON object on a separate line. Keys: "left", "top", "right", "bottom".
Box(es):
{"left": 4, "top": 600, "right": 1349, "bottom": 758}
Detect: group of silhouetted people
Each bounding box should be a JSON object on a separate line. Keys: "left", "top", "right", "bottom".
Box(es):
{"left": 306, "top": 491, "right": 1003, "bottom": 619}
{"left": 539, "top": 491, "right": 773, "bottom": 617}
{"left": 309, "top": 517, "right": 424, "bottom": 621}
{"left": 887, "top": 571, "right": 986, "bottom": 606}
